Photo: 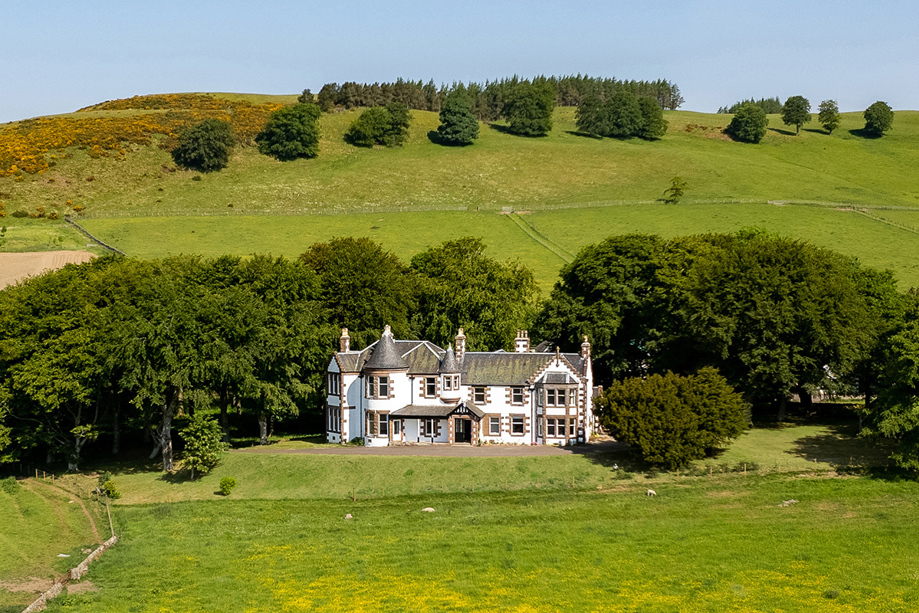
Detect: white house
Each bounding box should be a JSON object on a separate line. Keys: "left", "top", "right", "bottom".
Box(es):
{"left": 325, "top": 326, "right": 595, "bottom": 446}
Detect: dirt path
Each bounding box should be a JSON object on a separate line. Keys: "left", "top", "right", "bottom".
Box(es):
{"left": 235, "top": 440, "right": 623, "bottom": 457}
{"left": 26, "top": 479, "right": 102, "bottom": 544}
{"left": 0, "top": 250, "right": 96, "bottom": 289}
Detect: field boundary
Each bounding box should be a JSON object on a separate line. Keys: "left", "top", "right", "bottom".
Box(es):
{"left": 21, "top": 535, "right": 118, "bottom": 613}
{"left": 62, "top": 216, "right": 126, "bottom": 255}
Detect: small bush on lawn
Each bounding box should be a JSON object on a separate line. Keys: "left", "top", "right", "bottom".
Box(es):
{"left": 1, "top": 477, "right": 20, "bottom": 494}
{"left": 220, "top": 477, "right": 237, "bottom": 496}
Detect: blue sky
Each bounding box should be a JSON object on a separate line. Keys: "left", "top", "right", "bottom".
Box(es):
{"left": 2, "top": 1, "right": 917, "bottom": 122}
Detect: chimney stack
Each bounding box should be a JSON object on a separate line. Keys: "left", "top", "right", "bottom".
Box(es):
{"left": 455, "top": 328, "right": 466, "bottom": 362}
{"left": 581, "top": 335, "right": 591, "bottom": 360}
{"left": 340, "top": 328, "right": 350, "bottom": 353}
{"left": 514, "top": 330, "right": 530, "bottom": 353}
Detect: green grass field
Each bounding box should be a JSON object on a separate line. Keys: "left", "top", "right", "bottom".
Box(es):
{"left": 2, "top": 423, "right": 913, "bottom": 612}
{"left": 0, "top": 476, "right": 106, "bottom": 610}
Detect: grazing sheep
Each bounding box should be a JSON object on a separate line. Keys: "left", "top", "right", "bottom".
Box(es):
{"left": 344, "top": 513, "right": 353, "bottom": 520}
{"left": 646, "top": 489, "right": 657, "bottom": 496}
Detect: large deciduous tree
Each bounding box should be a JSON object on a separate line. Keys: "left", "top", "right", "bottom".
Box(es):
{"left": 171, "top": 119, "right": 235, "bottom": 172}
{"left": 818, "top": 99, "right": 840, "bottom": 134}
{"left": 781, "top": 95, "right": 811, "bottom": 135}
{"left": 726, "top": 103, "right": 768, "bottom": 143}
{"left": 411, "top": 237, "right": 538, "bottom": 351}
{"left": 256, "top": 103, "right": 321, "bottom": 161}
{"left": 501, "top": 81, "right": 556, "bottom": 137}
{"left": 864, "top": 101, "right": 894, "bottom": 136}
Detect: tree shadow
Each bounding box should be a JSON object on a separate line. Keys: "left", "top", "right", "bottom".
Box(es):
{"left": 787, "top": 423, "right": 893, "bottom": 470}
{"left": 565, "top": 130, "right": 604, "bottom": 140}
{"left": 486, "top": 122, "right": 513, "bottom": 134}
{"left": 848, "top": 128, "right": 882, "bottom": 139}
{"left": 426, "top": 130, "right": 473, "bottom": 146}
{"left": 157, "top": 470, "right": 193, "bottom": 484}
{"left": 802, "top": 128, "right": 827, "bottom": 135}
{"left": 768, "top": 127, "right": 797, "bottom": 136}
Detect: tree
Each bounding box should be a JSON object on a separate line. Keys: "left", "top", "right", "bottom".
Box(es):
{"left": 344, "top": 104, "right": 412, "bottom": 148}
{"left": 594, "top": 368, "right": 747, "bottom": 469}
{"left": 574, "top": 93, "right": 607, "bottom": 137}
{"left": 781, "top": 95, "right": 811, "bottom": 135}
{"left": 637, "top": 96, "right": 668, "bottom": 139}
{"left": 411, "top": 237, "right": 538, "bottom": 351}
{"left": 862, "top": 290, "right": 919, "bottom": 470}
{"left": 317, "top": 83, "right": 339, "bottom": 112}
{"left": 661, "top": 177, "right": 688, "bottom": 204}
{"left": 817, "top": 99, "right": 840, "bottom": 134}
{"left": 171, "top": 119, "right": 234, "bottom": 172}
{"left": 383, "top": 102, "right": 411, "bottom": 147}
{"left": 179, "top": 415, "right": 226, "bottom": 479}
{"left": 436, "top": 91, "right": 479, "bottom": 146}
{"left": 300, "top": 237, "right": 417, "bottom": 348}
{"left": 605, "top": 91, "right": 643, "bottom": 138}
{"left": 864, "top": 101, "right": 894, "bottom": 136}
{"left": 255, "top": 103, "right": 321, "bottom": 161}
{"left": 297, "top": 89, "right": 314, "bottom": 104}
{"left": 501, "top": 81, "right": 555, "bottom": 137}
{"left": 726, "top": 103, "right": 768, "bottom": 143}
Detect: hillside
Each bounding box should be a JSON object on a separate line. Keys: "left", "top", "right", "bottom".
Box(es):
{"left": 2, "top": 93, "right": 919, "bottom": 291}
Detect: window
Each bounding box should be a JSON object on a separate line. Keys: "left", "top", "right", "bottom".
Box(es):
{"left": 365, "top": 376, "right": 390, "bottom": 399}
{"left": 379, "top": 377, "right": 389, "bottom": 398}
{"left": 423, "top": 418, "right": 435, "bottom": 437}
{"left": 392, "top": 419, "right": 401, "bottom": 436}
{"left": 367, "top": 412, "right": 377, "bottom": 436}
{"left": 327, "top": 374, "right": 340, "bottom": 396}
{"left": 512, "top": 387, "right": 524, "bottom": 405}
{"left": 537, "top": 417, "right": 543, "bottom": 437}
{"left": 545, "top": 388, "right": 567, "bottom": 407}
{"left": 443, "top": 376, "right": 453, "bottom": 391}
{"left": 379, "top": 414, "right": 389, "bottom": 436}
{"left": 557, "top": 419, "right": 566, "bottom": 437}
{"left": 489, "top": 416, "right": 500, "bottom": 435}
{"left": 425, "top": 377, "right": 437, "bottom": 397}
{"left": 473, "top": 387, "right": 486, "bottom": 404}
{"left": 511, "top": 416, "right": 525, "bottom": 435}
{"left": 547, "top": 419, "right": 556, "bottom": 436}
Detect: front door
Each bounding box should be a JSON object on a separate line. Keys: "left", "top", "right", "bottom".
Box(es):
{"left": 455, "top": 417, "right": 471, "bottom": 443}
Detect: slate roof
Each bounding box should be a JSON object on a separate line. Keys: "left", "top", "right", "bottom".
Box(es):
{"left": 362, "top": 329, "right": 408, "bottom": 370}
{"left": 440, "top": 345, "right": 460, "bottom": 372}
{"left": 460, "top": 352, "right": 585, "bottom": 386}
{"left": 391, "top": 400, "right": 484, "bottom": 418}
{"left": 336, "top": 339, "right": 444, "bottom": 374}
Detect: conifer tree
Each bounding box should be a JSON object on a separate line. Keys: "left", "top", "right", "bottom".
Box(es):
{"left": 436, "top": 91, "right": 479, "bottom": 146}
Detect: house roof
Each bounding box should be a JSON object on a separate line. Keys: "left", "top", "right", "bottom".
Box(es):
{"left": 460, "top": 352, "right": 585, "bottom": 386}
{"left": 440, "top": 345, "right": 460, "bottom": 373}
{"left": 336, "top": 336, "right": 445, "bottom": 374}
{"left": 391, "top": 400, "right": 484, "bottom": 418}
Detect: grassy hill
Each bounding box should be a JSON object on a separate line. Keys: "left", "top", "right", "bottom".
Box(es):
{"left": 2, "top": 94, "right": 919, "bottom": 291}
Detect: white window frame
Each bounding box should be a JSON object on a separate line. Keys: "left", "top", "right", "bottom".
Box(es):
{"left": 511, "top": 387, "right": 524, "bottom": 405}
{"left": 489, "top": 416, "right": 500, "bottom": 435}
{"left": 511, "top": 416, "right": 525, "bottom": 436}
{"left": 473, "top": 387, "right": 486, "bottom": 404}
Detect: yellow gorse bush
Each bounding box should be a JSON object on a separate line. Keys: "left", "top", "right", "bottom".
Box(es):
{"left": 0, "top": 94, "right": 285, "bottom": 177}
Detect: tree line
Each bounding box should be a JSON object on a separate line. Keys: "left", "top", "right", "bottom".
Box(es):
{"left": 302, "top": 75, "right": 684, "bottom": 120}
{"left": 0, "top": 237, "right": 537, "bottom": 473}
{"left": 536, "top": 230, "right": 919, "bottom": 469}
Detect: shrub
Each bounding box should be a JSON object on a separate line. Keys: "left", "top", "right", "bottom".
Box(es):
{"left": 256, "top": 103, "right": 321, "bottom": 160}
{"left": 179, "top": 415, "right": 227, "bottom": 479}
{"left": 1, "top": 477, "right": 20, "bottom": 494}
{"left": 11, "top": 210, "right": 28, "bottom": 218}
{"left": 594, "top": 368, "right": 748, "bottom": 469}
{"left": 344, "top": 103, "right": 411, "bottom": 148}
{"left": 100, "top": 480, "right": 121, "bottom": 500}
{"left": 219, "top": 476, "right": 237, "bottom": 496}
{"left": 171, "top": 119, "right": 235, "bottom": 172}
{"left": 726, "top": 103, "right": 768, "bottom": 143}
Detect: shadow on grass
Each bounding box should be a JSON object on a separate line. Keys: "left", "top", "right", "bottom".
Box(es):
{"left": 426, "top": 130, "right": 475, "bottom": 146}
{"left": 848, "top": 127, "right": 883, "bottom": 139}
{"left": 802, "top": 127, "right": 829, "bottom": 135}
{"left": 787, "top": 423, "right": 893, "bottom": 469}
{"left": 768, "top": 127, "right": 798, "bottom": 136}
{"left": 565, "top": 130, "right": 604, "bottom": 140}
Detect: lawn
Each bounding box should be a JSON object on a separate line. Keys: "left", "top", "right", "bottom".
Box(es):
{"left": 44, "top": 478, "right": 919, "bottom": 612}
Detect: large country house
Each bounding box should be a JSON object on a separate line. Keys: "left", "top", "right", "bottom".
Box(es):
{"left": 326, "top": 326, "right": 596, "bottom": 446}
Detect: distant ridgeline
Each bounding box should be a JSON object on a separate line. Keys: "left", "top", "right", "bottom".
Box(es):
{"left": 717, "top": 97, "right": 783, "bottom": 115}
{"left": 304, "top": 75, "right": 684, "bottom": 120}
